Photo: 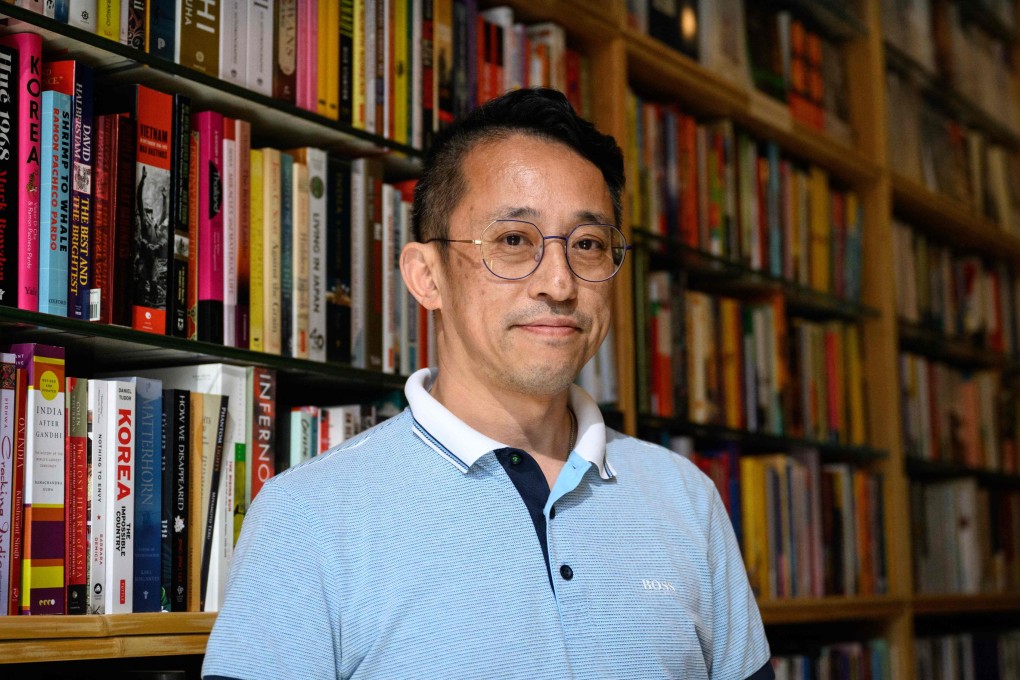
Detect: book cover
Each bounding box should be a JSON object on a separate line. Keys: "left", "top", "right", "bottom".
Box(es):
{"left": 163, "top": 388, "right": 189, "bottom": 611}
{"left": 249, "top": 148, "right": 264, "bottom": 351}
{"left": 250, "top": 366, "right": 275, "bottom": 502}
{"left": 0, "top": 354, "right": 15, "bottom": 611}
{"left": 292, "top": 160, "right": 310, "bottom": 359}
{"left": 159, "top": 387, "right": 170, "bottom": 610}
{"left": 391, "top": 0, "right": 408, "bottom": 142}
{"left": 148, "top": 0, "right": 176, "bottom": 60}
{"left": 273, "top": 0, "right": 298, "bottom": 104}
{"left": 410, "top": 0, "right": 423, "bottom": 148}
{"left": 279, "top": 151, "right": 294, "bottom": 357}
{"left": 262, "top": 148, "right": 283, "bottom": 355}
{"left": 325, "top": 154, "right": 352, "bottom": 364}
{"left": 125, "top": 0, "right": 145, "bottom": 49}
{"left": 381, "top": 182, "right": 396, "bottom": 373}
{"left": 107, "top": 379, "right": 135, "bottom": 613}
{"left": 97, "top": 0, "right": 119, "bottom": 42}
{"left": 68, "top": 1, "right": 97, "bottom": 32}
{"left": 294, "top": 148, "right": 328, "bottom": 362}
{"left": 7, "top": 362, "right": 26, "bottom": 615}
{"left": 234, "top": 119, "right": 251, "bottom": 350}
{"left": 363, "top": 0, "right": 376, "bottom": 133}
{"left": 0, "top": 33, "right": 42, "bottom": 311}
{"left": 434, "top": 0, "right": 453, "bottom": 128}
{"left": 219, "top": 0, "right": 248, "bottom": 87}
{"left": 37, "top": 89, "right": 72, "bottom": 317}
{"left": 186, "top": 127, "right": 199, "bottom": 339}
{"left": 0, "top": 43, "right": 18, "bottom": 309}
{"left": 194, "top": 110, "right": 225, "bottom": 344}
{"left": 86, "top": 379, "right": 109, "bottom": 614}
{"left": 10, "top": 343, "right": 66, "bottom": 615}
{"left": 64, "top": 376, "right": 88, "bottom": 614}
{"left": 177, "top": 0, "right": 219, "bottom": 75}
{"left": 167, "top": 93, "right": 192, "bottom": 337}
{"left": 42, "top": 60, "right": 95, "bottom": 322}
{"left": 222, "top": 117, "right": 238, "bottom": 348}
{"left": 198, "top": 394, "right": 227, "bottom": 611}
{"left": 297, "top": 0, "right": 318, "bottom": 112}
{"left": 322, "top": 0, "right": 340, "bottom": 120}
{"left": 246, "top": 0, "right": 274, "bottom": 97}
{"left": 339, "top": 0, "right": 355, "bottom": 125}
{"left": 421, "top": 0, "right": 435, "bottom": 147}
{"left": 90, "top": 113, "right": 135, "bottom": 327}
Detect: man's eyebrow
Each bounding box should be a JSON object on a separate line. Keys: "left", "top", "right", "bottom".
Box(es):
{"left": 490, "top": 207, "right": 613, "bottom": 224}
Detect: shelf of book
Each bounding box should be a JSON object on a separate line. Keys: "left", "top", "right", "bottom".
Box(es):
{"left": 912, "top": 593, "right": 1020, "bottom": 616}
{"left": 891, "top": 174, "right": 1020, "bottom": 260}
{"left": 898, "top": 320, "right": 1014, "bottom": 371}
{"left": 906, "top": 458, "right": 1020, "bottom": 486}
{"left": 0, "top": 6, "right": 422, "bottom": 176}
{"left": 778, "top": 0, "right": 870, "bottom": 41}
{"left": 956, "top": 0, "right": 1020, "bottom": 46}
{"left": 758, "top": 596, "right": 907, "bottom": 625}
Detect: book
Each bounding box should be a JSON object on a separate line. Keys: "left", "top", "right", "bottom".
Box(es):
{"left": 167, "top": 93, "right": 192, "bottom": 337}
{"left": 0, "top": 43, "right": 18, "bottom": 310}
{"left": 163, "top": 388, "right": 189, "bottom": 611}
{"left": 68, "top": 1, "right": 97, "bottom": 32}
{"left": 247, "top": 0, "right": 274, "bottom": 97}
{"left": 10, "top": 343, "right": 66, "bottom": 614}
{"left": 339, "top": 0, "right": 355, "bottom": 125}
{"left": 177, "top": 0, "right": 219, "bottom": 75}
{"left": 222, "top": 117, "right": 237, "bottom": 348}
{"left": 249, "top": 148, "right": 264, "bottom": 351}
{"left": 0, "top": 33, "right": 42, "bottom": 311}
{"left": 148, "top": 0, "right": 176, "bottom": 60}
{"left": 37, "top": 88, "right": 72, "bottom": 317}
{"left": 194, "top": 110, "right": 225, "bottom": 344}
{"left": 249, "top": 366, "right": 275, "bottom": 503}
{"left": 273, "top": 0, "right": 298, "bottom": 104}
{"left": 125, "top": 0, "right": 145, "bottom": 49}
{"left": 292, "top": 160, "right": 310, "bottom": 359}
{"left": 86, "top": 379, "right": 109, "bottom": 613}
{"left": 233, "top": 119, "right": 251, "bottom": 349}
{"left": 325, "top": 154, "right": 352, "bottom": 364}
{"left": 297, "top": 0, "right": 318, "bottom": 111}
{"left": 64, "top": 376, "right": 88, "bottom": 614}
{"left": 351, "top": 156, "right": 384, "bottom": 371}
{"left": 197, "top": 394, "right": 227, "bottom": 611}
{"left": 0, "top": 354, "right": 16, "bottom": 612}
{"left": 126, "top": 378, "right": 161, "bottom": 612}
{"left": 279, "top": 151, "right": 294, "bottom": 356}
{"left": 262, "top": 148, "right": 283, "bottom": 355}
{"left": 97, "top": 0, "right": 119, "bottom": 42}
{"left": 293, "top": 147, "right": 328, "bottom": 362}
{"left": 219, "top": 0, "right": 248, "bottom": 87}
{"left": 107, "top": 379, "right": 135, "bottom": 613}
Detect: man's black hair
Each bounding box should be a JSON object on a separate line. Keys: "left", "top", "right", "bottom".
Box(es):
{"left": 412, "top": 88, "right": 626, "bottom": 254}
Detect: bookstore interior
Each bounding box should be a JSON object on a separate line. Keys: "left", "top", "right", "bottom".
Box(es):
{"left": 0, "top": 0, "right": 1019, "bottom": 678}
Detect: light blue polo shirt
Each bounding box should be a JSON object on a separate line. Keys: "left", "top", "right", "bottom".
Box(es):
{"left": 202, "top": 368, "right": 771, "bottom": 679}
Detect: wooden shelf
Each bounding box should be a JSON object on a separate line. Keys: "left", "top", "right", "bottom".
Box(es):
{"left": 759, "top": 596, "right": 907, "bottom": 625}
{"left": 912, "top": 593, "right": 1020, "bottom": 616}
{"left": 0, "top": 613, "right": 215, "bottom": 664}
{"left": 906, "top": 458, "right": 1020, "bottom": 486}
{"left": 891, "top": 174, "right": 1020, "bottom": 260}
{"left": 897, "top": 320, "right": 1014, "bottom": 370}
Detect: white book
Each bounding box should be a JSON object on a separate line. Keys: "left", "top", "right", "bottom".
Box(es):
{"left": 107, "top": 380, "right": 135, "bottom": 613}
{"left": 350, "top": 158, "right": 368, "bottom": 369}
{"left": 68, "top": 0, "right": 97, "bottom": 32}
{"left": 87, "top": 380, "right": 111, "bottom": 614}
{"left": 364, "top": 0, "right": 377, "bottom": 134}
{"left": 220, "top": 0, "right": 249, "bottom": 86}
{"left": 223, "top": 126, "right": 238, "bottom": 348}
{"left": 410, "top": 0, "right": 423, "bottom": 148}
{"left": 698, "top": 0, "right": 749, "bottom": 88}
{"left": 43, "top": 0, "right": 56, "bottom": 18}
{"left": 322, "top": 405, "right": 361, "bottom": 449}
{"left": 381, "top": 183, "right": 396, "bottom": 374}
{"left": 289, "top": 408, "right": 315, "bottom": 468}
{"left": 381, "top": 0, "right": 391, "bottom": 138}
{"left": 306, "top": 148, "right": 328, "bottom": 363}
{"left": 0, "top": 354, "right": 16, "bottom": 610}
{"left": 398, "top": 198, "right": 413, "bottom": 376}
{"left": 481, "top": 6, "right": 516, "bottom": 90}
{"left": 525, "top": 22, "right": 566, "bottom": 91}
{"left": 247, "top": 0, "right": 275, "bottom": 96}
{"left": 130, "top": 364, "right": 251, "bottom": 612}
{"left": 119, "top": 0, "right": 129, "bottom": 45}
{"left": 293, "top": 161, "right": 310, "bottom": 359}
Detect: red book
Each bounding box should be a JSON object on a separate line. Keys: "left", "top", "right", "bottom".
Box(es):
{"left": 0, "top": 43, "right": 20, "bottom": 309}
{"left": 64, "top": 376, "right": 88, "bottom": 614}
{"left": 565, "top": 48, "right": 581, "bottom": 115}
{"left": 677, "top": 111, "right": 698, "bottom": 247}
{"left": 0, "top": 33, "right": 42, "bottom": 311}
{"left": 193, "top": 110, "right": 225, "bottom": 344}
{"left": 91, "top": 114, "right": 137, "bottom": 327}
{"left": 250, "top": 366, "right": 276, "bottom": 502}
{"left": 8, "top": 364, "right": 26, "bottom": 615}
{"left": 421, "top": 0, "right": 435, "bottom": 148}
{"left": 476, "top": 17, "right": 489, "bottom": 104}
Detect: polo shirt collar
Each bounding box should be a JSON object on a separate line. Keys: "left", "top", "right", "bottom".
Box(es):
{"left": 405, "top": 368, "right": 615, "bottom": 480}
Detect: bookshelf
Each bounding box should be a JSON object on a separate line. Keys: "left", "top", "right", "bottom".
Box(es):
{"left": 0, "top": 0, "right": 1017, "bottom": 677}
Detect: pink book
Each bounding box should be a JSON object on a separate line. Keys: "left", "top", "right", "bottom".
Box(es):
{"left": 0, "top": 33, "right": 42, "bottom": 311}
{"left": 193, "top": 110, "right": 225, "bottom": 344}
{"left": 296, "top": 0, "right": 319, "bottom": 111}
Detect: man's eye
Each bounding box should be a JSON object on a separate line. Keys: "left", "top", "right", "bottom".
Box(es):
{"left": 574, "top": 238, "right": 604, "bottom": 251}
{"left": 501, "top": 233, "right": 527, "bottom": 246}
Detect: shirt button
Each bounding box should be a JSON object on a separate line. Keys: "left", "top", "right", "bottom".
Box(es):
{"left": 560, "top": 564, "right": 573, "bottom": 581}
{"left": 509, "top": 452, "right": 522, "bottom": 465}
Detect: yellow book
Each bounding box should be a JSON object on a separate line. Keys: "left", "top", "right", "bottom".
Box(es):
{"left": 249, "top": 149, "right": 265, "bottom": 352}
{"left": 739, "top": 457, "right": 769, "bottom": 599}
{"left": 97, "top": 0, "right": 119, "bottom": 42}
{"left": 187, "top": 391, "right": 204, "bottom": 613}
{"left": 317, "top": 0, "right": 332, "bottom": 117}
{"left": 293, "top": 162, "right": 310, "bottom": 359}
{"left": 845, "top": 323, "right": 867, "bottom": 445}
{"left": 353, "top": 0, "right": 365, "bottom": 129}
{"left": 326, "top": 0, "right": 341, "bottom": 120}
{"left": 263, "top": 148, "right": 283, "bottom": 355}
{"left": 719, "top": 297, "right": 742, "bottom": 429}
{"left": 393, "top": 0, "right": 409, "bottom": 145}
{"left": 808, "top": 166, "right": 831, "bottom": 293}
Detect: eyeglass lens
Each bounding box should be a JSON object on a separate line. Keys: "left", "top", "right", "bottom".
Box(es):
{"left": 480, "top": 220, "right": 626, "bottom": 282}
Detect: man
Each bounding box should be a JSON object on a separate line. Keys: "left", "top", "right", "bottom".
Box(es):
{"left": 203, "top": 88, "right": 772, "bottom": 680}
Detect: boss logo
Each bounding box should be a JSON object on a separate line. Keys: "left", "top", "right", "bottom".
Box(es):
{"left": 642, "top": 579, "right": 677, "bottom": 593}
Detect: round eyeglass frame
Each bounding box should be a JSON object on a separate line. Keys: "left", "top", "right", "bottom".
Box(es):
{"left": 424, "top": 219, "right": 632, "bottom": 283}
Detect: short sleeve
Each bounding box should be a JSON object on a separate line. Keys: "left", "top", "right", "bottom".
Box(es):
{"left": 202, "top": 480, "right": 340, "bottom": 680}
{"left": 705, "top": 482, "right": 772, "bottom": 679}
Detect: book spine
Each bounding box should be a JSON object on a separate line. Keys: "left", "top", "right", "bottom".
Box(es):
{"left": 222, "top": 117, "right": 237, "bottom": 348}
{"left": 410, "top": 0, "right": 422, "bottom": 149}
{"left": 198, "top": 395, "right": 228, "bottom": 611}
{"left": 352, "top": 0, "right": 365, "bottom": 129}
{"left": 126, "top": 0, "right": 146, "bottom": 50}
{"left": 247, "top": 0, "right": 274, "bottom": 97}
{"left": 11, "top": 343, "right": 66, "bottom": 614}
{"left": 249, "top": 148, "right": 264, "bottom": 351}
{"left": 434, "top": 0, "right": 453, "bottom": 128}
{"left": 306, "top": 148, "right": 327, "bottom": 362}
{"left": 375, "top": 0, "right": 386, "bottom": 136}
{"left": 113, "top": 116, "right": 136, "bottom": 326}
{"left": 64, "top": 376, "right": 88, "bottom": 614}
{"left": 132, "top": 377, "right": 161, "bottom": 612}
{"left": 297, "top": 0, "right": 318, "bottom": 112}
{"left": 167, "top": 94, "right": 192, "bottom": 337}
{"left": 381, "top": 183, "right": 394, "bottom": 373}
{"left": 186, "top": 128, "right": 199, "bottom": 339}
{"left": 339, "top": 0, "right": 354, "bottom": 125}
{"left": 234, "top": 120, "right": 251, "bottom": 349}
{"left": 366, "top": 159, "right": 384, "bottom": 371}
{"left": 38, "top": 90, "right": 72, "bottom": 317}
{"left": 132, "top": 86, "right": 174, "bottom": 334}
{"left": 178, "top": 0, "right": 219, "bottom": 75}
{"left": 326, "top": 154, "right": 352, "bottom": 364}
{"left": 421, "top": 0, "right": 435, "bottom": 148}
{"left": 107, "top": 380, "right": 134, "bottom": 613}
{"left": 315, "top": 0, "right": 329, "bottom": 116}
{"left": 363, "top": 0, "right": 376, "bottom": 133}
{"left": 293, "top": 160, "right": 309, "bottom": 359}
{"left": 195, "top": 110, "right": 225, "bottom": 344}
{"left": 279, "top": 152, "right": 294, "bottom": 357}
{"left": 393, "top": 0, "right": 408, "bottom": 144}
{"left": 159, "top": 388, "right": 171, "bottom": 610}
{"left": 350, "top": 159, "right": 366, "bottom": 368}
{"left": 169, "top": 389, "right": 189, "bottom": 611}
{"left": 263, "top": 148, "right": 283, "bottom": 355}
{"left": 273, "top": 0, "right": 298, "bottom": 104}
{"left": 251, "top": 367, "right": 275, "bottom": 501}
{"left": 97, "top": 0, "right": 120, "bottom": 42}
{"left": 148, "top": 0, "right": 175, "bottom": 60}
{"left": 86, "top": 379, "right": 107, "bottom": 613}
{"left": 0, "top": 34, "right": 42, "bottom": 311}
{"left": 0, "top": 45, "right": 19, "bottom": 309}
{"left": 68, "top": 1, "right": 98, "bottom": 32}
{"left": 219, "top": 0, "right": 248, "bottom": 87}
{"left": 324, "top": 0, "right": 340, "bottom": 120}
{"left": 0, "top": 355, "right": 16, "bottom": 611}
{"left": 68, "top": 64, "right": 95, "bottom": 322}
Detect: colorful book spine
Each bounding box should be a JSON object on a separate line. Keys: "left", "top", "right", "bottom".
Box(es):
{"left": 0, "top": 33, "right": 42, "bottom": 311}
{"left": 250, "top": 366, "right": 275, "bottom": 502}
{"left": 293, "top": 160, "right": 310, "bottom": 359}
{"left": 219, "top": 0, "right": 248, "bottom": 87}
{"left": 186, "top": 126, "right": 200, "bottom": 339}
{"left": 177, "top": 0, "right": 219, "bottom": 75}
{"left": 352, "top": 0, "right": 364, "bottom": 129}
{"left": 42, "top": 61, "right": 95, "bottom": 322}
{"left": 323, "top": 0, "right": 340, "bottom": 120}
{"left": 127, "top": 377, "right": 162, "bottom": 612}
{"left": 86, "top": 379, "right": 108, "bottom": 614}
{"left": 421, "top": 0, "right": 435, "bottom": 147}
{"left": 107, "top": 379, "right": 135, "bottom": 613}
{"left": 194, "top": 110, "right": 225, "bottom": 344}
{"left": 381, "top": 183, "right": 395, "bottom": 373}
{"left": 64, "top": 376, "right": 88, "bottom": 614}
{"left": 0, "top": 44, "right": 18, "bottom": 309}
{"left": 0, "top": 354, "right": 15, "bottom": 611}
{"left": 234, "top": 119, "right": 251, "bottom": 349}
{"left": 273, "top": 0, "right": 298, "bottom": 104}
{"left": 97, "top": 0, "right": 119, "bottom": 42}
{"left": 126, "top": 0, "right": 146, "bottom": 49}
{"left": 90, "top": 114, "right": 135, "bottom": 326}
{"left": 37, "top": 89, "right": 72, "bottom": 317}
{"left": 247, "top": 0, "right": 274, "bottom": 97}
{"left": 297, "top": 0, "right": 318, "bottom": 111}
{"left": 198, "top": 395, "right": 228, "bottom": 612}
{"left": 148, "top": 0, "right": 176, "bottom": 60}
{"left": 8, "top": 362, "right": 26, "bottom": 614}
{"left": 166, "top": 388, "right": 189, "bottom": 611}
{"left": 130, "top": 85, "right": 174, "bottom": 334}
{"left": 326, "top": 154, "right": 352, "bottom": 364}
{"left": 339, "top": 0, "right": 354, "bottom": 125}
{"left": 249, "top": 148, "right": 264, "bottom": 352}
{"left": 167, "top": 93, "right": 192, "bottom": 337}
{"left": 263, "top": 148, "right": 283, "bottom": 355}
{"left": 222, "top": 116, "right": 237, "bottom": 348}
{"left": 10, "top": 343, "right": 66, "bottom": 615}
{"left": 305, "top": 148, "right": 328, "bottom": 362}
{"left": 68, "top": 1, "right": 97, "bottom": 32}
{"left": 279, "top": 152, "right": 294, "bottom": 357}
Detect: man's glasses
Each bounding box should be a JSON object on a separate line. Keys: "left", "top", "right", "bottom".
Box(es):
{"left": 425, "top": 219, "right": 631, "bottom": 283}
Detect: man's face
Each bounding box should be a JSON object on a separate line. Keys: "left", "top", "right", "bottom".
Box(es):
{"left": 435, "top": 133, "right": 616, "bottom": 398}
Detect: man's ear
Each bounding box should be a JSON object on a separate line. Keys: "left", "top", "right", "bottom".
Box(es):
{"left": 400, "top": 242, "right": 444, "bottom": 311}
